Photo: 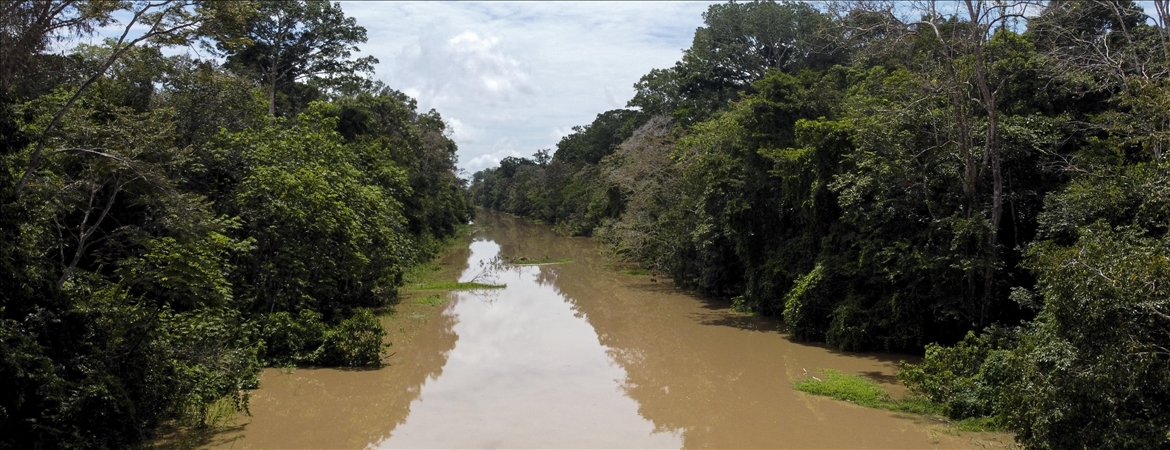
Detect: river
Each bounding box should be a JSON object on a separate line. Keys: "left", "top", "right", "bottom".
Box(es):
{"left": 208, "top": 210, "right": 1012, "bottom": 449}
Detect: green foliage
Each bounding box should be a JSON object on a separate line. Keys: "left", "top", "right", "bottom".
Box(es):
{"left": 1002, "top": 223, "right": 1170, "bottom": 449}
{"left": 781, "top": 264, "right": 827, "bottom": 340}
{"left": 415, "top": 294, "right": 445, "bottom": 306}
{"left": 334, "top": 86, "right": 471, "bottom": 245}
{"left": 901, "top": 145, "right": 1170, "bottom": 447}
{"left": 400, "top": 259, "right": 503, "bottom": 291}
{"left": 898, "top": 331, "right": 1009, "bottom": 421}
{"left": 505, "top": 255, "right": 573, "bottom": 265}
{"left": 327, "top": 308, "right": 387, "bottom": 366}
{"left": 220, "top": 0, "right": 379, "bottom": 116}
{"left": 0, "top": 3, "right": 470, "bottom": 446}
{"left": 794, "top": 369, "right": 942, "bottom": 416}
{"left": 224, "top": 103, "right": 411, "bottom": 314}
{"left": 468, "top": 109, "right": 648, "bottom": 236}
{"left": 119, "top": 218, "right": 254, "bottom": 310}
{"left": 794, "top": 369, "right": 891, "bottom": 407}
{"left": 402, "top": 261, "right": 443, "bottom": 285}
{"left": 259, "top": 308, "right": 386, "bottom": 367}
{"left": 629, "top": 0, "right": 840, "bottom": 122}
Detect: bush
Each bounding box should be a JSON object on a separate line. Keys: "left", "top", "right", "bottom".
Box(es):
{"left": 322, "top": 309, "right": 386, "bottom": 367}
{"left": 898, "top": 331, "right": 1008, "bottom": 421}
{"left": 259, "top": 308, "right": 386, "bottom": 367}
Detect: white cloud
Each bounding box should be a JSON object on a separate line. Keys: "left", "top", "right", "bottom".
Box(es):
{"left": 464, "top": 148, "right": 525, "bottom": 173}
{"left": 339, "top": 1, "right": 718, "bottom": 174}
{"left": 549, "top": 126, "right": 574, "bottom": 142}
{"left": 446, "top": 117, "right": 484, "bottom": 144}
{"left": 396, "top": 29, "right": 536, "bottom": 111}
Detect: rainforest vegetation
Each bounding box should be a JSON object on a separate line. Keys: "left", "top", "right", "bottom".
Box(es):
{"left": 470, "top": 0, "right": 1170, "bottom": 447}
{"left": 0, "top": 0, "right": 470, "bottom": 446}
{"left": 3, "top": 0, "right": 1170, "bottom": 448}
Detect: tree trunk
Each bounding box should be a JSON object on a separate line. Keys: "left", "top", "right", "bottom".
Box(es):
{"left": 966, "top": 0, "right": 1003, "bottom": 328}
{"left": 268, "top": 79, "right": 276, "bottom": 124}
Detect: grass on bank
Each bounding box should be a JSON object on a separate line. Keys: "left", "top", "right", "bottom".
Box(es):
{"left": 620, "top": 268, "right": 651, "bottom": 276}
{"left": 794, "top": 369, "right": 1000, "bottom": 432}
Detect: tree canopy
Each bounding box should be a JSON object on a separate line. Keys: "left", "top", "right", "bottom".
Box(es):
{"left": 0, "top": 1, "right": 468, "bottom": 446}
{"left": 220, "top": 0, "right": 378, "bottom": 117}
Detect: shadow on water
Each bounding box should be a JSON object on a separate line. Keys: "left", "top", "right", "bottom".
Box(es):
{"left": 152, "top": 422, "right": 248, "bottom": 450}
{"left": 626, "top": 276, "right": 923, "bottom": 370}
{"left": 859, "top": 370, "right": 902, "bottom": 385}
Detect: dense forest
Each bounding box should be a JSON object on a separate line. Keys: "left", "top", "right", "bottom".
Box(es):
{"left": 469, "top": 0, "right": 1170, "bottom": 447}
{"left": 0, "top": 1, "right": 470, "bottom": 447}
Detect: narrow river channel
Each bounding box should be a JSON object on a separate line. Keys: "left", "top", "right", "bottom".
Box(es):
{"left": 210, "top": 211, "right": 1011, "bottom": 449}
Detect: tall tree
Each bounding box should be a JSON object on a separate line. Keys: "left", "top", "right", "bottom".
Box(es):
{"left": 0, "top": 0, "right": 118, "bottom": 98}
{"left": 5, "top": 0, "right": 251, "bottom": 197}
{"left": 832, "top": 0, "right": 1035, "bottom": 327}
{"left": 628, "top": 0, "right": 838, "bottom": 122}
{"left": 220, "top": 0, "right": 377, "bottom": 119}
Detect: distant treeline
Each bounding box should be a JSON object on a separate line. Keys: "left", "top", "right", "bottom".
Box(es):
{"left": 1, "top": 1, "right": 470, "bottom": 447}
{"left": 469, "top": 1, "right": 1170, "bottom": 447}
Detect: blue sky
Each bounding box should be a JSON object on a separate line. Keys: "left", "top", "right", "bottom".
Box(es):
{"left": 336, "top": 1, "right": 719, "bottom": 174}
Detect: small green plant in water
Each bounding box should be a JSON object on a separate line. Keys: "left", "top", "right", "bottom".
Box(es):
{"left": 620, "top": 268, "right": 651, "bottom": 276}
{"left": 505, "top": 254, "right": 573, "bottom": 265}
{"left": 416, "top": 281, "right": 505, "bottom": 290}
{"left": 415, "top": 293, "right": 446, "bottom": 306}
{"left": 955, "top": 416, "right": 999, "bottom": 432}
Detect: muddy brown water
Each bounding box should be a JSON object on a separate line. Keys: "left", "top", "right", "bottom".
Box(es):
{"left": 209, "top": 211, "right": 1013, "bottom": 449}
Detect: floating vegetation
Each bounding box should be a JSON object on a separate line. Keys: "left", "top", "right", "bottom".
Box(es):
{"left": 416, "top": 281, "right": 506, "bottom": 291}
{"left": 401, "top": 259, "right": 504, "bottom": 292}
{"left": 504, "top": 254, "right": 573, "bottom": 265}
{"left": 620, "top": 268, "right": 651, "bottom": 276}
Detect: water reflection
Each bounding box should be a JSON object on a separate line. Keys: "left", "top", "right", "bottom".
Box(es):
{"left": 375, "top": 239, "right": 680, "bottom": 448}
{"left": 213, "top": 211, "right": 1010, "bottom": 449}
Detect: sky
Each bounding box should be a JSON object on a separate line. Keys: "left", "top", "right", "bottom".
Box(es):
{"left": 335, "top": 1, "right": 718, "bottom": 175}
{"left": 84, "top": 1, "right": 1166, "bottom": 175}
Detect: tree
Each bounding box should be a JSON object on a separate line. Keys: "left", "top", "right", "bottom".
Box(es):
{"left": 831, "top": 0, "right": 1043, "bottom": 327}
{"left": 628, "top": 0, "right": 838, "bottom": 122}
{"left": 553, "top": 109, "right": 648, "bottom": 165}
{"left": 220, "top": 0, "right": 377, "bottom": 119}
{"left": 0, "top": 0, "right": 118, "bottom": 98}
{"left": 1006, "top": 220, "right": 1170, "bottom": 449}
{"left": 6, "top": 0, "right": 251, "bottom": 197}
{"left": 1028, "top": 0, "right": 1169, "bottom": 88}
